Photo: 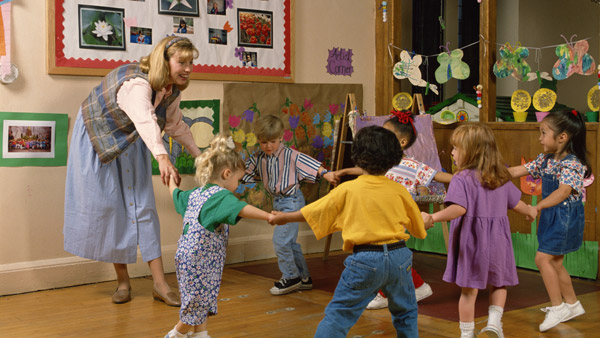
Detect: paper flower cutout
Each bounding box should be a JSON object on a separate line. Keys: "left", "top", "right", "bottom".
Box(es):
{"left": 552, "top": 38, "right": 596, "bottom": 80}
{"left": 234, "top": 47, "right": 245, "bottom": 60}
{"left": 92, "top": 21, "right": 113, "bottom": 41}
{"left": 226, "top": 0, "right": 233, "bottom": 9}
{"left": 435, "top": 49, "right": 470, "bottom": 84}
{"left": 393, "top": 50, "right": 439, "bottom": 95}
{"left": 493, "top": 43, "right": 531, "bottom": 81}
{"left": 520, "top": 157, "right": 541, "bottom": 196}
{"left": 223, "top": 21, "right": 233, "bottom": 33}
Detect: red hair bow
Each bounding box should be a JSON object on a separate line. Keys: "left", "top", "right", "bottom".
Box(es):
{"left": 571, "top": 109, "right": 578, "bottom": 117}
{"left": 391, "top": 109, "right": 414, "bottom": 124}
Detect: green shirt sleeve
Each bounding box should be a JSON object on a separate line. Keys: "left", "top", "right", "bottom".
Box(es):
{"left": 200, "top": 188, "right": 248, "bottom": 232}
{"left": 172, "top": 188, "right": 195, "bottom": 216}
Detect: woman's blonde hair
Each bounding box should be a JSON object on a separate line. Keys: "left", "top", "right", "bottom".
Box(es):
{"left": 195, "top": 134, "right": 245, "bottom": 187}
{"left": 139, "top": 36, "right": 199, "bottom": 91}
{"left": 450, "top": 123, "right": 511, "bottom": 189}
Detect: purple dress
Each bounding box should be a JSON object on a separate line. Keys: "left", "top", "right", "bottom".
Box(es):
{"left": 443, "top": 169, "right": 521, "bottom": 289}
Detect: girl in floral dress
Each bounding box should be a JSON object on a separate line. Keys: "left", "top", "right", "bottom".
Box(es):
{"left": 165, "top": 135, "right": 273, "bottom": 338}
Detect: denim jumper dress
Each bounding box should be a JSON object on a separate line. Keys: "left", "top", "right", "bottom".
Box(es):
{"left": 537, "top": 154, "right": 585, "bottom": 255}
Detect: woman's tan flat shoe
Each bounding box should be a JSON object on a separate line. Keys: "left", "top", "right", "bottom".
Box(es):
{"left": 152, "top": 288, "right": 181, "bottom": 307}
{"left": 112, "top": 288, "right": 131, "bottom": 304}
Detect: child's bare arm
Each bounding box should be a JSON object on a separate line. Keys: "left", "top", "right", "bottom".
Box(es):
{"left": 334, "top": 167, "right": 363, "bottom": 177}
{"left": 430, "top": 204, "right": 466, "bottom": 223}
{"left": 168, "top": 176, "right": 179, "bottom": 195}
{"left": 433, "top": 171, "right": 453, "bottom": 184}
{"left": 535, "top": 184, "right": 572, "bottom": 211}
{"left": 512, "top": 200, "right": 537, "bottom": 222}
{"left": 269, "top": 210, "right": 305, "bottom": 225}
{"left": 238, "top": 204, "right": 272, "bottom": 221}
{"left": 508, "top": 165, "right": 529, "bottom": 178}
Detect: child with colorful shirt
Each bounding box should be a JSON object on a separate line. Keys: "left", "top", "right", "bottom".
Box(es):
{"left": 165, "top": 135, "right": 273, "bottom": 338}
{"left": 334, "top": 111, "right": 452, "bottom": 309}
{"left": 241, "top": 114, "right": 338, "bottom": 295}
{"left": 509, "top": 110, "right": 590, "bottom": 332}
{"left": 270, "top": 126, "right": 429, "bottom": 337}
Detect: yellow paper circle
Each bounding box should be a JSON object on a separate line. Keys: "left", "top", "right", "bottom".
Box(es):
{"left": 392, "top": 92, "right": 413, "bottom": 111}
{"left": 511, "top": 90, "right": 531, "bottom": 112}
{"left": 532, "top": 88, "right": 557, "bottom": 112}
{"left": 587, "top": 86, "right": 600, "bottom": 112}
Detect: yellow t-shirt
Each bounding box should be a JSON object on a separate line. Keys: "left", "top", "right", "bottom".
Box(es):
{"left": 301, "top": 175, "right": 427, "bottom": 252}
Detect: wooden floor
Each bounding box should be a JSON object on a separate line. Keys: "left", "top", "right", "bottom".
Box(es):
{"left": 1, "top": 252, "right": 599, "bottom": 337}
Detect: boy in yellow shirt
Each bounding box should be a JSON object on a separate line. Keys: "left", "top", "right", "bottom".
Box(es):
{"left": 269, "top": 126, "right": 429, "bottom": 337}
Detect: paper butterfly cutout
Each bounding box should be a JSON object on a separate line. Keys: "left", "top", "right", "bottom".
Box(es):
{"left": 525, "top": 71, "right": 552, "bottom": 82}
{"left": 552, "top": 38, "right": 596, "bottom": 80}
{"left": 435, "top": 49, "right": 470, "bottom": 84}
{"left": 393, "top": 50, "right": 439, "bottom": 95}
{"left": 493, "top": 43, "right": 531, "bottom": 81}
{"left": 520, "top": 157, "right": 541, "bottom": 196}
{"left": 223, "top": 21, "right": 233, "bottom": 33}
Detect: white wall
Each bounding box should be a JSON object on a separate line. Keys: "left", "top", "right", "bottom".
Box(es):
{"left": 0, "top": 0, "right": 375, "bottom": 295}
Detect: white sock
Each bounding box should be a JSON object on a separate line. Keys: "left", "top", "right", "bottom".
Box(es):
{"left": 566, "top": 300, "right": 580, "bottom": 307}
{"left": 488, "top": 305, "right": 504, "bottom": 327}
{"left": 459, "top": 321, "right": 475, "bottom": 333}
{"left": 167, "top": 327, "right": 187, "bottom": 338}
{"left": 189, "top": 331, "right": 209, "bottom": 338}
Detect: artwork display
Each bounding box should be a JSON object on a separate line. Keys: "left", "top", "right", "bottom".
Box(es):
{"left": 223, "top": 83, "right": 362, "bottom": 210}
{"left": 493, "top": 43, "right": 531, "bottom": 81}
{"left": 393, "top": 51, "right": 439, "bottom": 95}
{"left": 552, "top": 38, "right": 596, "bottom": 80}
{"left": 152, "top": 99, "right": 220, "bottom": 175}
{"left": 435, "top": 48, "right": 470, "bottom": 84}
{"left": 48, "top": 0, "right": 292, "bottom": 81}
{"left": 0, "top": 112, "right": 68, "bottom": 167}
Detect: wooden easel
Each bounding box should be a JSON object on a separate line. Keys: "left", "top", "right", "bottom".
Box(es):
{"left": 412, "top": 93, "right": 425, "bottom": 114}
{"left": 322, "top": 93, "right": 358, "bottom": 260}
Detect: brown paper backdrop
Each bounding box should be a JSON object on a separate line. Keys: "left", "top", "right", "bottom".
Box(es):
{"left": 223, "top": 83, "right": 363, "bottom": 210}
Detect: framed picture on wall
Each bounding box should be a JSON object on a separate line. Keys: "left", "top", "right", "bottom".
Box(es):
{"left": 78, "top": 5, "right": 125, "bottom": 50}
{"left": 237, "top": 9, "right": 273, "bottom": 48}
{"left": 0, "top": 112, "right": 68, "bottom": 167}
{"left": 158, "top": 0, "right": 200, "bottom": 17}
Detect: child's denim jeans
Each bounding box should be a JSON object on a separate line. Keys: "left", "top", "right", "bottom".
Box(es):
{"left": 272, "top": 190, "right": 310, "bottom": 279}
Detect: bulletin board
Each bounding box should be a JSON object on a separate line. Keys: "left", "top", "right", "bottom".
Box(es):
{"left": 46, "top": 0, "right": 293, "bottom": 82}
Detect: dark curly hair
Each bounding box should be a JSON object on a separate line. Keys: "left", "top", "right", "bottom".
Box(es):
{"left": 351, "top": 126, "right": 403, "bottom": 175}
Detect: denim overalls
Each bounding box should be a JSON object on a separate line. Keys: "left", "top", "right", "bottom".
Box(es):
{"left": 537, "top": 154, "right": 585, "bottom": 255}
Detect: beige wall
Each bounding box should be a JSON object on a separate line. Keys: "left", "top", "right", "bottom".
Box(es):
{"left": 0, "top": 0, "right": 375, "bottom": 295}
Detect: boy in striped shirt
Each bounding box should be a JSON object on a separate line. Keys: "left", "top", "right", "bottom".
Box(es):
{"left": 242, "top": 115, "right": 337, "bottom": 295}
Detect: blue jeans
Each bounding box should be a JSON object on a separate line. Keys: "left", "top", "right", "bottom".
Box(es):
{"left": 315, "top": 245, "right": 417, "bottom": 338}
{"left": 272, "top": 190, "right": 310, "bottom": 279}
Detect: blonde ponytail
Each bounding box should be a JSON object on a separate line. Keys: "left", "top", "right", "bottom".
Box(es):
{"left": 194, "top": 134, "right": 244, "bottom": 187}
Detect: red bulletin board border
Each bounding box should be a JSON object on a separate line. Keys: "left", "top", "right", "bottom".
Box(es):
{"left": 47, "top": 0, "right": 293, "bottom": 82}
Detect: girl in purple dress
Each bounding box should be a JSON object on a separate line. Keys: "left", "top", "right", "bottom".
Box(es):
{"left": 509, "top": 110, "right": 590, "bottom": 332}
{"left": 165, "top": 135, "right": 273, "bottom": 338}
{"left": 422, "top": 124, "right": 536, "bottom": 338}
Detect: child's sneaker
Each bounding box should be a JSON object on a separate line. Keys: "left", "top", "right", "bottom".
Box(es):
{"left": 539, "top": 303, "right": 570, "bottom": 332}
{"left": 269, "top": 277, "right": 302, "bottom": 295}
{"left": 562, "top": 301, "right": 585, "bottom": 322}
{"left": 366, "top": 293, "right": 388, "bottom": 310}
{"left": 188, "top": 331, "right": 210, "bottom": 338}
{"left": 165, "top": 327, "right": 187, "bottom": 338}
{"left": 415, "top": 282, "right": 433, "bottom": 302}
{"left": 480, "top": 324, "right": 504, "bottom": 338}
{"left": 299, "top": 277, "right": 313, "bottom": 290}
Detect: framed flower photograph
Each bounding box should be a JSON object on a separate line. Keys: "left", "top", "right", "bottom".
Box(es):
{"left": 78, "top": 5, "right": 125, "bottom": 50}
{"left": 237, "top": 9, "right": 273, "bottom": 49}
{"left": 159, "top": 0, "right": 200, "bottom": 17}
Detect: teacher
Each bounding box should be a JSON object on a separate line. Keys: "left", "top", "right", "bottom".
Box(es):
{"left": 64, "top": 36, "right": 201, "bottom": 306}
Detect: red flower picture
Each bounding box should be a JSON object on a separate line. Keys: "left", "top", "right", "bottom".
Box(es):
{"left": 237, "top": 9, "right": 273, "bottom": 48}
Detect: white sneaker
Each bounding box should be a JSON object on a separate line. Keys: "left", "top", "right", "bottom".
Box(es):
{"left": 366, "top": 293, "right": 388, "bottom": 310}
{"left": 415, "top": 283, "right": 433, "bottom": 302}
{"left": 539, "top": 303, "right": 570, "bottom": 332}
{"left": 562, "top": 301, "right": 585, "bottom": 322}
{"left": 460, "top": 330, "right": 476, "bottom": 338}
{"left": 480, "top": 324, "right": 504, "bottom": 338}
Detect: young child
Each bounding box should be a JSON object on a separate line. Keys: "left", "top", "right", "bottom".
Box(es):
{"left": 270, "top": 126, "right": 429, "bottom": 337}
{"left": 241, "top": 114, "right": 337, "bottom": 295}
{"left": 165, "top": 135, "right": 273, "bottom": 338}
{"left": 422, "top": 124, "right": 536, "bottom": 338}
{"left": 334, "top": 111, "right": 453, "bottom": 310}
{"left": 509, "top": 110, "right": 590, "bottom": 332}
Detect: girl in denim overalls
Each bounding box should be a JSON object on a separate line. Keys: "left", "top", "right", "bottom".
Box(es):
{"left": 164, "top": 135, "right": 273, "bottom": 338}
{"left": 510, "top": 110, "right": 591, "bottom": 333}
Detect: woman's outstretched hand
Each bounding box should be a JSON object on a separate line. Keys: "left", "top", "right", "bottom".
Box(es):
{"left": 156, "top": 154, "right": 180, "bottom": 186}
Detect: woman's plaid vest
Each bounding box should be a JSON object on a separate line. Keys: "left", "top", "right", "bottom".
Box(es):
{"left": 80, "top": 63, "right": 180, "bottom": 164}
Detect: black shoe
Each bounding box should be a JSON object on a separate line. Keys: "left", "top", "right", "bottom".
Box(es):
{"left": 299, "top": 277, "right": 312, "bottom": 290}
{"left": 269, "top": 277, "right": 302, "bottom": 295}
